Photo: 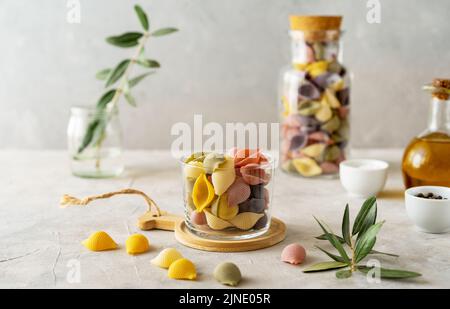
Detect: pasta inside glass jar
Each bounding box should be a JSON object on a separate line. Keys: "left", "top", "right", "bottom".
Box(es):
{"left": 180, "top": 149, "right": 275, "bottom": 240}
{"left": 279, "top": 16, "right": 350, "bottom": 178}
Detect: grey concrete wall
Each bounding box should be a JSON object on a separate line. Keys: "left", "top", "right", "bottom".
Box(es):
{"left": 0, "top": 0, "right": 449, "bottom": 149}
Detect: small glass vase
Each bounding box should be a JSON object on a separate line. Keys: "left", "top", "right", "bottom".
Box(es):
{"left": 67, "top": 106, "right": 124, "bottom": 178}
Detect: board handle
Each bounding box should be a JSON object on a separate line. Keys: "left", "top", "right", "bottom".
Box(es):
{"left": 138, "top": 211, "right": 183, "bottom": 231}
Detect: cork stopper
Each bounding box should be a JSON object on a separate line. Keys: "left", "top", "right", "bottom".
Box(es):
{"left": 429, "top": 78, "right": 450, "bottom": 100}
{"left": 289, "top": 16, "right": 342, "bottom": 42}
{"left": 290, "top": 16, "right": 342, "bottom": 31}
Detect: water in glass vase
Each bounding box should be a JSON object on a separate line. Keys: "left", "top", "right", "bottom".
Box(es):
{"left": 71, "top": 146, "right": 124, "bottom": 178}
{"left": 68, "top": 106, "right": 124, "bottom": 178}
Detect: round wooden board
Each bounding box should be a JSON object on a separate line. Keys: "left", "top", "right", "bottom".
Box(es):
{"left": 174, "top": 217, "right": 286, "bottom": 252}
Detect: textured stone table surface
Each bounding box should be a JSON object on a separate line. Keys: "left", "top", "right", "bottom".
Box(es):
{"left": 0, "top": 149, "right": 448, "bottom": 289}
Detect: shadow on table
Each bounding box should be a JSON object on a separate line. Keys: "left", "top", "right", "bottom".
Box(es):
{"left": 378, "top": 189, "right": 404, "bottom": 200}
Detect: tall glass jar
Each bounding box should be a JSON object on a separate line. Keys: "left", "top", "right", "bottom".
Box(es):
{"left": 402, "top": 79, "right": 450, "bottom": 188}
{"left": 279, "top": 16, "right": 350, "bottom": 178}
{"left": 67, "top": 106, "right": 124, "bottom": 178}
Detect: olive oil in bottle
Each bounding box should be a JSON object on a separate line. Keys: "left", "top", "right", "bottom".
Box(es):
{"left": 402, "top": 79, "right": 450, "bottom": 188}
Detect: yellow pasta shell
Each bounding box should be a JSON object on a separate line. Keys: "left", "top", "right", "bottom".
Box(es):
{"left": 306, "top": 61, "right": 328, "bottom": 77}
{"left": 229, "top": 212, "right": 264, "bottom": 230}
{"left": 82, "top": 231, "right": 117, "bottom": 252}
{"left": 184, "top": 161, "right": 205, "bottom": 180}
{"left": 204, "top": 209, "right": 233, "bottom": 230}
{"left": 212, "top": 157, "right": 236, "bottom": 195}
{"left": 324, "top": 88, "right": 341, "bottom": 108}
{"left": 126, "top": 233, "right": 150, "bottom": 255}
{"left": 300, "top": 143, "right": 326, "bottom": 159}
{"left": 192, "top": 173, "right": 215, "bottom": 212}
{"left": 168, "top": 258, "right": 197, "bottom": 280}
{"left": 151, "top": 248, "right": 183, "bottom": 269}
{"left": 211, "top": 194, "right": 238, "bottom": 220}
{"left": 315, "top": 100, "right": 333, "bottom": 122}
{"left": 204, "top": 209, "right": 264, "bottom": 230}
{"left": 292, "top": 157, "right": 322, "bottom": 177}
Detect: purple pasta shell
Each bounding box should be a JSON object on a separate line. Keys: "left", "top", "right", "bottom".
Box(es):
{"left": 298, "top": 82, "right": 321, "bottom": 100}
{"left": 289, "top": 133, "right": 307, "bottom": 151}
{"left": 336, "top": 88, "right": 350, "bottom": 106}
{"left": 254, "top": 214, "right": 268, "bottom": 229}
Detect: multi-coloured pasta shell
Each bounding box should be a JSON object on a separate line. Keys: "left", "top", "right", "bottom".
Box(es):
{"left": 306, "top": 60, "right": 328, "bottom": 77}
{"left": 184, "top": 152, "right": 208, "bottom": 163}
{"left": 315, "top": 100, "right": 333, "bottom": 122}
{"left": 203, "top": 152, "right": 226, "bottom": 174}
{"left": 126, "top": 233, "right": 150, "bottom": 255}
{"left": 298, "top": 100, "right": 321, "bottom": 116}
{"left": 190, "top": 211, "right": 207, "bottom": 225}
{"left": 320, "top": 162, "right": 339, "bottom": 174}
{"left": 82, "top": 231, "right": 117, "bottom": 252}
{"left": 214, "top": 262, "right": 242, "bottom": 287}
{"left": 151, "top": 248, "right": 183, "bottom": 269}
{"left": 323, "top": 88, "right": 341, "bottom": 108}
{"left": 168, "top": 258, "right": 197, "bottom": 280}
{"left": 292, "top": 157, "right": 322, "bottom": 177}
{"left": 281, "top": 243, "right": 306, "bottom": 265}
{"left": 226, "top": 177, "right": 251, "bottom": 206}
{"left": 192, "top": 173, "right": 215, "bottom": 212}
{"left": 204, "top": 209, "right": 233, "bottom": 230}
{"left": 204, "top": 209, "right": 264, "bottom": 230}
{"left": 300, "top": 143, "right": 326, "bottom": 160}
{"left": 234, "top": 149, "right": 266, "bottom": 168}
{"left": 184, "top": 161, "right": 205, "bottom": 180}
{"left": 229, "top": 212, "right": 265, "bottom": 230}
{"left": 211, "top": 157, "right": 235, "bottom": 195}
{"left": 298, "top": 83, "right": 321, "bottom": 101}
{"left": 321, "top": 115, "right": 341, "bottom": 133}
{"left": 238, "top": 198, "right": 265, "bottom": 214}
{"left": 240, "top": 163, "right": 270, "bottom": 185}
{"left": 211, "top": 194, "right": 239, "bottom": 220}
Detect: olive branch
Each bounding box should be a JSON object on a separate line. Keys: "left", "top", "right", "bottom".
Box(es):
{"left": 304, "top": 197, "right": 422, "bottom": 280}
{"left": 77, "top": 4, "right": 178, "bottom": 157}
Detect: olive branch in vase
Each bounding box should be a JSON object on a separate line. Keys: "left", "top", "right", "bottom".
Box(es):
{"left": 76, "top": 4, "right": 178, "bottom": 168}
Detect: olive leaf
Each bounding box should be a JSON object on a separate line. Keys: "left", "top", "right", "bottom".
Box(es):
{"left": 303, "top": 261, "right": 348, "bottom": 273}
{"left": 354, "top": 221, "right": 384, "bottom": 263}
{"left": 96, "top": 89, "right": 117, "bottom": 109}
{"left": 370, "top": 250, "right": 399, "bottom": 257}
{"left": 124, "top": 92, "right": 136, "bottom": 107}
{"left": 358, "top": 266, "right": 421, "bottom": 279}
{"left": 316, "top": 233, "right": 345, "bottom": 243}
{"left": 151, "top": 27, "right": 178, "bottom": 36}
{"left": 342, "top": 204, "right": 351, "bottom": 246}
{"left": 96, "top": 68, "right": 111, "bottom": 80}
{"left": 357, "top": 202, "right": 377, "bottom": 241}
{"left": 137, "top": 59, "right": 160, "bottom": 68}
{"left": 307, "top": 197, "right": 421, "bottom": 280}
{"left": 352, "top": 196, "right": 376, "bottom": 235}
{"left": 314, "top": 217, "right": 351, "bottom": 263}
{"left": 134, "top": 5, "right": 149, "bottom": 31}
{"left": 106, "top": 32, "right": 143, "bottom": 47}
{"left": 315, "top": 246, "right": 347, "bottom": 263}
{"left": 336, "top": 269, "right": 352, "bottom": 279}
{"left": 77, "top": 117, "right": 106, "bottom": 154}
{"left": 105, "top": 60, "right": 130, "bottom": 88}
{"left": 128, "top": 72, "right": 155, "bottom": 88}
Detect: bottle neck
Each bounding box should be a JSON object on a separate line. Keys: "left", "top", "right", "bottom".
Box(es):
{"left": 428, "top": 96, "right": 450, "bottom": 134}
{"left": 290, "top": 30, "right": 343, "bottom": 65}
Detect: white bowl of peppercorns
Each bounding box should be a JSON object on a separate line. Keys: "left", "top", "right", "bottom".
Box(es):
{"left": 405, "top": 186, "right": 450, "bottom": 233}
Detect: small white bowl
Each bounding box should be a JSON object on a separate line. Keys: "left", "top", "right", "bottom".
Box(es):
{"left": 405, "top": 186, "right": 450, "bottom": 234}
{"left": 339, "top": 159, "right": 389, "bottom": 198}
